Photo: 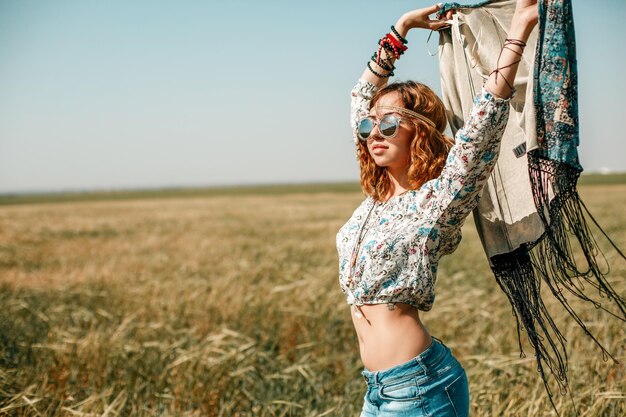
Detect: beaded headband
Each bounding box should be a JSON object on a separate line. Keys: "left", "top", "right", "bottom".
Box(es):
{"left": 373, "top": 105, "right": 437, "bottom": 130}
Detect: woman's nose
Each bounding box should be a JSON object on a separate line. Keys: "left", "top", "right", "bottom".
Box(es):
{"left": 369, "top": 123, "right": 383, "bottom": 140}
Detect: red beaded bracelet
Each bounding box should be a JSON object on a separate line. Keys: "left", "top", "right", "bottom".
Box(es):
{"left": 378, "top": 37, "right": 406, "bottom": 60}
{"left": 385, "top": 33, "right": 408, "bottom": 52}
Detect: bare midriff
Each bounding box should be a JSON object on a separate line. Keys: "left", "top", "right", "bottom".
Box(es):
{"left": 352, "top": 302, "right": 432, "bottom": 371}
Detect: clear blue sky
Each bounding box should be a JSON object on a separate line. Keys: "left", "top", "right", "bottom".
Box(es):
{"left": 0, "top": 0, "right": 624, "bottom": 193}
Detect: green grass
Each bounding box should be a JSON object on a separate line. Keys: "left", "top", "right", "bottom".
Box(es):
{"left": 0, "top": 182, "right": 362, "bottom": 206}
{"left": 577, "top": 172, "right": 626, "bottom": 186}
{"left": 0, "top": 171, "right": 624, "bottom": 206}
{"left": 0, "top": 185, "right": 624, "bottom": 416}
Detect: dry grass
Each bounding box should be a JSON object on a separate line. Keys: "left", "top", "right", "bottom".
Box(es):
{"left": 0, "top": 185, "right": 624, "bottom": 416}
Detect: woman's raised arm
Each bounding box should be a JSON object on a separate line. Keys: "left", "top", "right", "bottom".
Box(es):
{"left": 428, "top": 1, "right": 538, "bottom": 245}
{"left": 358, "top": 4, "right": 451, "bottom": 88}
{"left": 484, "top": 0, "right": 539, "bottom": 98}
{"left": 350, "top": 4, "right": 450, "bottom": 142}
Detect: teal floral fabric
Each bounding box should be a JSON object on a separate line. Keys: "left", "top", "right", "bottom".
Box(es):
{"left": 435, "top": 0, "right": 493, "bottom": 19}
{"left": 534, "top": 0, "right": 581, "bottom": 170}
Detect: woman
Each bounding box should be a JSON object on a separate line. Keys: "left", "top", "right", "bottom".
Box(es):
{"left": 336, "top": 1, "right": 538, "bottom": 416}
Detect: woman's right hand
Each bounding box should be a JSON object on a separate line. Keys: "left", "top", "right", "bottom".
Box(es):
{"left": 397, "top": 3, "right": 452, "bottom": 32}
{"left": 359, "top": 3, "right": 453, "bottom": 87}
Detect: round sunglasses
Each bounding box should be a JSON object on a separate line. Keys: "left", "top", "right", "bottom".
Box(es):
{"left": 357, "top": 114, "right": 410, "bottom": 142}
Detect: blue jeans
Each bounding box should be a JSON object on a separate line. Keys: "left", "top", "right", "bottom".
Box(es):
{"left": 359, "top": 337, "right": 469, "bottom": 417}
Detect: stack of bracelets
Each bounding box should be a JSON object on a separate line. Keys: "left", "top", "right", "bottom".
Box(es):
{"left": 367, "top": 25, "right": 408, "bottom": 78}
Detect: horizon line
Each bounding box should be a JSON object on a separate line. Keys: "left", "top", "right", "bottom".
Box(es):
{"left": 1, "top": 170, "right": 626, "bottom": 198}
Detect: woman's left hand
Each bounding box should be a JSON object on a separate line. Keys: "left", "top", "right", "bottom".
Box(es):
{"left": 514, "top": 0, "right": 538, "bottom": 27}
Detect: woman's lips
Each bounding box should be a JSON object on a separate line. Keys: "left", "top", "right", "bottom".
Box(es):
{"left": 371, "top": 145, "right": 388, "bottom": 153}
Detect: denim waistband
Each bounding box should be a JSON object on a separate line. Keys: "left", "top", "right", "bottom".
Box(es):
{"left": 361, "top": 336, "right": 449, "bottom": 386}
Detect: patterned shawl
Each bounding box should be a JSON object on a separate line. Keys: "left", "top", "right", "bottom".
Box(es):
{"left": 436, "top": 0, "right": 625, "bottom": 411}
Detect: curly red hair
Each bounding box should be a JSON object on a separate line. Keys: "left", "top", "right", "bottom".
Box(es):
{"left": 357, "top": 81, "right": 454, "bottom": 202}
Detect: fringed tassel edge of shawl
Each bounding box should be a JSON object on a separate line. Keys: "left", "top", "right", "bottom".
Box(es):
{"left": 490, "top": 150, "right": 626, "bottom": 414}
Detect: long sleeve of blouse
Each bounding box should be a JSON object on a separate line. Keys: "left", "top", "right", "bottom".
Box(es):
{"left": 337, "top": 79, "right": 511, "bottom": 311}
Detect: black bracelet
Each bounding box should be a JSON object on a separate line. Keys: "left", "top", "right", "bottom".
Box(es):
{"left": 383, "top": 42, "right": 404, "bottom": 59}
{"left": 367, "top": 60, "right": 393, "bottom": 78}
{"left": 371, "top": 53, "right": 395, "bottom": 72}
{"left": 379, "top": 38, "right": 405, "bottom": 61}
{"left": 390, "top": 25, "right": 408, "bottom": 45}
{"left": 504, "top": 38, "right": 527, "bottom": 48}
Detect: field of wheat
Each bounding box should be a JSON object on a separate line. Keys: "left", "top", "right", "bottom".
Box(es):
{"left": 0, "top": 183, "right": 624, "bottom": 417}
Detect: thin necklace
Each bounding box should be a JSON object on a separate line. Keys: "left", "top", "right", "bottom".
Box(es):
{"left": 347, "top": 198, "right": 392, "bottom": 318}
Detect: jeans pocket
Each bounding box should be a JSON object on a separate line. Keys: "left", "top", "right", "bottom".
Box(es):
{"left": 444, "top": 371, "right": 469, "bottom": 417}
{"left": 378, "top": 375, "right": 421, "bottom": 402}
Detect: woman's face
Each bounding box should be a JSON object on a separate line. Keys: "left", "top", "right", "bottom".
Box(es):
{"left": 366, "top": 92, "right": 416, "bottom": 171}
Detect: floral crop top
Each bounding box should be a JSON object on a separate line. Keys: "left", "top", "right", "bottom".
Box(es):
{"left": 336, "top": 79, "right": 512, "bottom": 312}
